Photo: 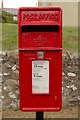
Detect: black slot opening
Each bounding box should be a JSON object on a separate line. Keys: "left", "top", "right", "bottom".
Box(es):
{"left": 21, "top": 25, "right": 59, "bottom": 33}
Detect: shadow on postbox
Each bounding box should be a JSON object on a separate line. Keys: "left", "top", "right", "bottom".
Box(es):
{"left": 18, "top": 7, "right": 62, "bottom": 112}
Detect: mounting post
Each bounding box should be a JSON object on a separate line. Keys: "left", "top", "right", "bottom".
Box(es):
{"left": 36, "top": 112, "right": 44, "bottom": 120}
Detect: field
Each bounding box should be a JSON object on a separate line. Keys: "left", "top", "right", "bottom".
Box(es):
{"left": 2, "top": 23, "right": 78, "bottom": 52}
{"left": 2, "top": 23, "right": 18, "bottom": 51}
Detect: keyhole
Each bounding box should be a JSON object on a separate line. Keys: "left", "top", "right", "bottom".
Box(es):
{"left": 28, "top": 79, "right": 30, "bottom": 82}
{"left": 55, "top": 96, "right": 57, "bottom": 100}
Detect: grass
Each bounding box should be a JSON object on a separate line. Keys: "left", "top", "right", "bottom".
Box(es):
{"left": 2, "top": 23, "right": 18, "bottom": 51}
{"left": 0, "top": 23, "right": 2, "bottom": 51}
{"left": 62, "top": 27, "right": 78, "bottom": 52}
{"left": 2, "top": 23, "right": 78, "bottom": 52}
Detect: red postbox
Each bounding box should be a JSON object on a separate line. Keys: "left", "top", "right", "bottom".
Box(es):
{"left": 18, "top": 7, "right": 62, "bottom": 112}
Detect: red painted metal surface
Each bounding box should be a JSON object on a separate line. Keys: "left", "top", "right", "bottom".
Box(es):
{"left": 18, "top": 7, "right": 62, "bottom": 112}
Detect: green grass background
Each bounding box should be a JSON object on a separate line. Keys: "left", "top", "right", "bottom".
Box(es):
{"left": 2, "top": 23, "right": 78, "bottom": 52}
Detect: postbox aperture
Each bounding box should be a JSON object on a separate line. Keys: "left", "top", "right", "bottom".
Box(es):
{"left": 18, "top": 7, "right": 62, "bottom": 112}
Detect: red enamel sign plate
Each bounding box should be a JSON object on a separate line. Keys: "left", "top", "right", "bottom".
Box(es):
{"left": 18, "top": 7, "right": 62, "bottom": 112}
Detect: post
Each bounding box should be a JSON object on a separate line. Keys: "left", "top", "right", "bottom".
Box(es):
{"left": 36, "top": 112, "right": 44, "bottom": 120}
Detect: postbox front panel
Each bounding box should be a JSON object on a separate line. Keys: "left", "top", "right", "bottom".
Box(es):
{"left": 18, "top": 7, "right": 62, "bottom": 112}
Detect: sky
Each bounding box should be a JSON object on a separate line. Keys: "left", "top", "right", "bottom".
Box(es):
{"left": 39, "top": 0, "right": 78, "bottom": 2}
{"left": 0, "top": 0, "right": 78, "bottom": 8}
{"left": 0, "top": 0, "right": 38, "bottom": 8}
